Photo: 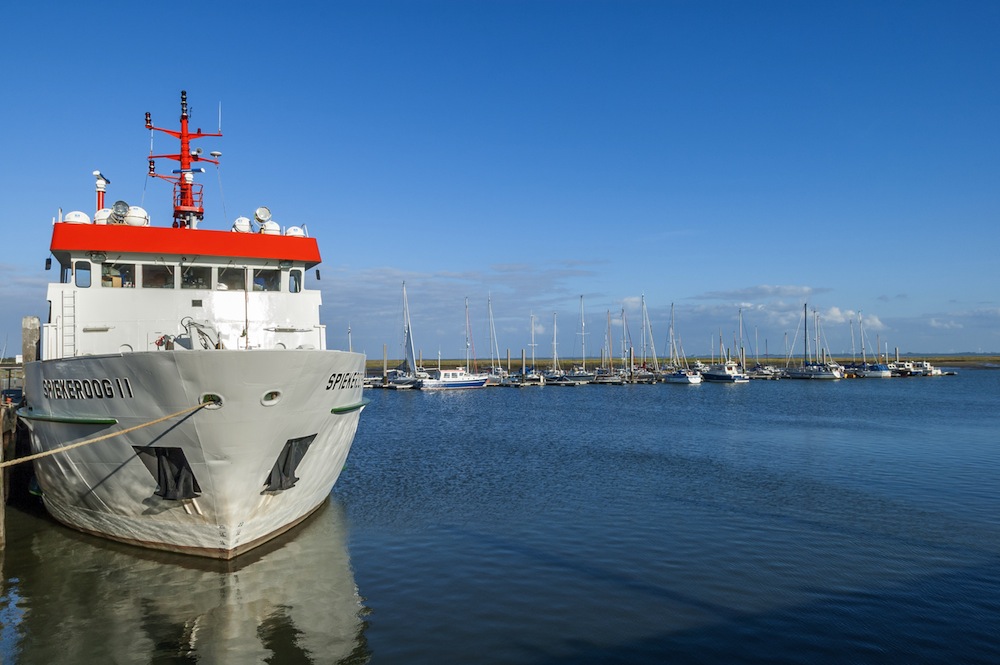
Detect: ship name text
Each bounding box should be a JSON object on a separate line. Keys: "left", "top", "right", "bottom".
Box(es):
{"left": 42, "top": 377, "right": 135, "bottom": 400}
{"left": 325, "top": 371, "right": 364, "bottom": 391}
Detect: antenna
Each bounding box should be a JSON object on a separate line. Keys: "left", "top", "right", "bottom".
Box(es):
{"left": 147, "top": 90, "right": 223, "bottom": 228}
{"left": 218, "top": 101, "right": 222, "bottom": 133}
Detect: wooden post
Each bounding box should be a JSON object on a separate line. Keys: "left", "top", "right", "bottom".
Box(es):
{"left": 0, "top": 402, "right": 12, "bottom": 550}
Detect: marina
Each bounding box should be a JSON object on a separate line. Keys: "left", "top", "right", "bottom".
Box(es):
{"left": 366, "top": 291, "right": 957, "bottom": 389}
{"left": 364, "top": 354, "right": 957, "bottom": 388}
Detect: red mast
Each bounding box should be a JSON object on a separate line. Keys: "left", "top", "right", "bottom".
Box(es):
{"left": 146, "top": 90, "right": 223, "bottom": 229}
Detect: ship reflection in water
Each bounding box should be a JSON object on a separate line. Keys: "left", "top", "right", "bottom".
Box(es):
{"left": 0, "top": 498, "right": 369, "bottom": 663}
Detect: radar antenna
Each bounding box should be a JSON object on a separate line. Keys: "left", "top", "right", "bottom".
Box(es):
{"left": 145, "top": 90, "right": 223, "bottom": 229}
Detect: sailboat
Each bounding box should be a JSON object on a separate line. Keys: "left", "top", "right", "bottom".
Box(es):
{"left": 632, "top": 294, "right": 660, "bottom": 383}
{"left": 593, "top": 309, "right": 624, "bottom": 384}
{"left": 521, "top": 313, "right": 545, "bottom": 385}
{"left": 856, "top": 311, "right": 891, "bottom": 378}
{"left": 544, "top": 312, "right": 577, "bottom": 386}
{"left": 567, "top": 295, "right": 595, "bottom": 383}
{"left": 663, "top": 303, "right": 702, "bottom": 384}
{"left": 386, "top": 282, "right": 427, "bottom": 389}
{"left": 484, "top": 294, "right": 506, "bottom": 385}
{"left": 784, "top": 304, "right": 844, "bottom": 379}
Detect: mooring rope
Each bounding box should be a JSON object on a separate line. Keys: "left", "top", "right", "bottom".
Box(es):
{"left": 0, "top": 402, "right": 209, "bottom": 469}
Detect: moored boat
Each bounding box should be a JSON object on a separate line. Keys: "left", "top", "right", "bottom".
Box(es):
{"left": 784, "top": 304, "right": 843, "bottom": 380}
{"left": 784, "top": 363, "right": 845, "bottom": 379}
{"left": 851, "top": 312, "right": 892, "bottom": 378}
{"left": 857, "top": 362, "right": 892, "bottom": 378}
{"left": 416, "top": 367, "right": 488, "bottom": 390}
{"left": 663, "top": 368, "right": 703, "bottom": 384}
{"left": 701, "top": 360, "right": 750, "bottom": 383}
{"left": 386, "top": 282, "right": 429, "bottom": 388}
{"left": 663, "top": 303, "right": 702, "bottom": 384}
{"left": 19, "top": 91, "right": 367, "bottom": 559}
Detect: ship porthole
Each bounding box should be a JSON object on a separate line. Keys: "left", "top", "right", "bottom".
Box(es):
{"left": 261, "top": 390, "right": 282, "bottom": 406}
{"left": 201, "top": 393, "right": 224, "bottom": 409}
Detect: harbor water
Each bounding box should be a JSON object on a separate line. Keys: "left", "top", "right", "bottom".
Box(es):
{"left": 2, "top": 368, "right": 999, "bottom": 663}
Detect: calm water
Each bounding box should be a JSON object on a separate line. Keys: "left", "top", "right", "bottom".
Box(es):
{"left": 2, "top": 369, "right": 999, "bottom": 663}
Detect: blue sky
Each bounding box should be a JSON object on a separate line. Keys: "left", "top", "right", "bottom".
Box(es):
{"left": 2, "top": 1, "right": 999, "bottom": 362}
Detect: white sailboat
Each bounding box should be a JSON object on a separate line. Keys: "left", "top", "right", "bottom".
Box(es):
{"left": 593, "top": 309, "right": 625, "bottom": 384}
{"left": 634, "top": 295, "right": 660, "bottom": 382}
{"left": 545, "top": 312, "right": 577, "bottom": 385}
{"left": 567, "top": 295, "right": 595, "bottom": 383}
{"left": 521, "top": 313, "right": 545, "bottom": 385}
{"left": 485, "top": 294, "right": 506, "bottom": 385}
{"left": 856, "top": 311, "right": 891, "bottom": 378}
{"left": 663, "top": 303, "right": 702, "bottom": 384}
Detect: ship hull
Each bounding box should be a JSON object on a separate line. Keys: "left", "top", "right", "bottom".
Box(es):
{"left": 20, "top": 348, "right": 366, "bottom": 559}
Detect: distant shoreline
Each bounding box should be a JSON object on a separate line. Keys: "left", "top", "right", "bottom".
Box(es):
{"left": 364, "top": 355, "right": 1000, "bottom": 372}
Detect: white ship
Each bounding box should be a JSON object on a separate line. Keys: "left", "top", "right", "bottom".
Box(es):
{"left": 19, "top": 91, "right": 367, "bottom": 559}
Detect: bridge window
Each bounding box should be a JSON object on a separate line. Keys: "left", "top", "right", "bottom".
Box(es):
{"left": 289, "top": 269, "right": 302, "bottom": 293}
{"left": 218, "top": 266, "right": 245, "bottom": 291}
{"left": 142, "top": 264, "right": 175, "bottom": 288}
{"left": 253, "top": 268, "right": 280, "bottom": 292}
{"left": 181, "top": 265, "right": 211, "bottom": 289}
{"left": 102, "top": 262, "right": 135, "bottom": 288}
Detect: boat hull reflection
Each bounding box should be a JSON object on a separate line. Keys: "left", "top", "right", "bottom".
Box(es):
{"left": 2, "top": 499, "right": 369, "bottom": 663}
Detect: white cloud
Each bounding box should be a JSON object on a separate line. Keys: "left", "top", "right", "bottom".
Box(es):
{"left": 929, "top": 318, "right": 962, "bottom": 330}
{"left": 697, "top": 284, "right": 820, "bottom": 301}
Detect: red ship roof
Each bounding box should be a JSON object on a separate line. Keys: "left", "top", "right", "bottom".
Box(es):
{"left": 50, "top": 223, "right": 322, "bottom": 268}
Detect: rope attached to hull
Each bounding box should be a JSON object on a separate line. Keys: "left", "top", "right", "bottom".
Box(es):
{"left": 0, "top": 402, "right": 209, "bottom": 469}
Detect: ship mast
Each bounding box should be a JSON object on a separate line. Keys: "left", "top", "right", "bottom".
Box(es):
{"left": 146, "top": 90, "right": 223, "bottom": 229}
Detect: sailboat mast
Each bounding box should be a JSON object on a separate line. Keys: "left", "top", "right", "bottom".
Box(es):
{"left": 669, "top": 303, "right": 676, "bottom": 367}
{"left": 607, "top": 309, "right": 614, "bottom": 371}
{"left": 621, "top": 307, "right": 628, "bottom": 369}
{"left": 529, "top": 313, "right": 537, "bottom": 370}
{"left": 488, "top": 294, "right": 501, "bottom": 371}
{"left": 738, "top": 307, "right": 745, "bottom": 368}
{"left": 465, "top": 297, "right": 471, "bottom": 371}
{"left": 552, "top": 312, "right": 559, "bottom": 371}
{"left": 640, "top": 295, "right": 647, "bottom": 366}
{"left": 803, "top": 303, "right": 809, "bottom": 367}
{"left": 859, "top": 311, "right": 866, "bottom": 365}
